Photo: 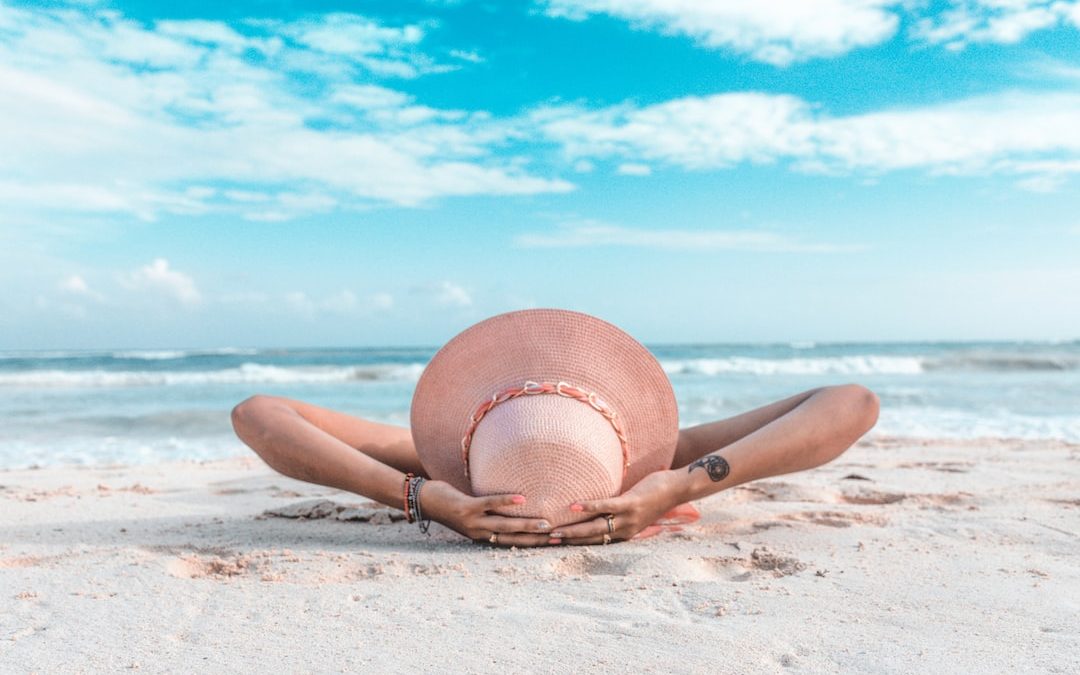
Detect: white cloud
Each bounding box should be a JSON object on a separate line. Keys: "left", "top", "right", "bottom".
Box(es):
{"left": 912, "top": 1, "right": 1080, "bottom": 50}
{"left": 615, "top": 162, "right": 652, "bottom": 176}
{"left": 57, "top": 274, "right": 105, "bottom": 302}
{"left": 321, "top": 289, "right": 358, "bottom": 313}
{"left": 449, "top": 49, "right": 484, "bottom": 63}
{"left": 411, "top": 280, "right": 473, "bottom": 307}
{"left": 1015, "top": 173, "right": 1066, "bottom": 193}
{"left": 538, "top": 0, "right": 902, "bottom": 65}
{"left": 122, "top": 258, "right": 202, "bottom": 307}
{"left": 538, "top": 1, "right": 1080, "bottom": 63}
{"left": 283, "top": 288, "right": 389, "bottom": 316}
{"left": 515, "top": 221, "right": 864, "bottom": 252}
{"left": 331, "top": 84, "right": 413, "bottom": 109}
{"left": 284, "top": 291, "right": 317, "bottom": 316}
{"left": 0, "top": 3, "right": 573, "bottom": 221}
{"left": 370, "top": 292, "right": 395, "bottom": 309}
{"left": 532, "top": 91, "right": 1080, "bottom": 190}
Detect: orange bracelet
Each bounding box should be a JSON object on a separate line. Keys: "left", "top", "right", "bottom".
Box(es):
{"left": 403, "top": 472, "right": 415, "bottom": 523}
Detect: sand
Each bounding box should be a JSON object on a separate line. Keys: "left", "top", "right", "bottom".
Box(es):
{"left": 2, "top": 437, "right": 1078, "bottom": 674}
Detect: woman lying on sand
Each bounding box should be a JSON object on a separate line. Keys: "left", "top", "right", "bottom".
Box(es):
{"left": 231, "top": 309, "right": 879, "bottom": 547}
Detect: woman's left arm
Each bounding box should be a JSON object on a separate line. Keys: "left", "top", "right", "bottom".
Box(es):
{"left": 551, "top": 383, "right": 880, "bottom": 544}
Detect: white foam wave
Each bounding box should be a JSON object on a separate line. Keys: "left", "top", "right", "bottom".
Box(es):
{"left": 0, "top": 362, "right": 427, "bottom": 387}
{"left": 110, "top": 348, "right": 261, "bottom": 360}
{"left": 661, "top": 355, "right": 925, "bottom": 376}
{"left": 0, "top": 347, "right": 260, "bottom": 361}
{"left": 870, "top": 407, "right": 1080, "bottom": 444}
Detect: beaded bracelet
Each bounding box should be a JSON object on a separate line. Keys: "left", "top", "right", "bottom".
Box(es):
{"left": 401, "top": 473, "right": 431, "bottom": 534}
{"left": 408, "top": 475, "right": 432, "bottom": 536}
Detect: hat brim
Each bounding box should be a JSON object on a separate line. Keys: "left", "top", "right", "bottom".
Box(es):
{"left": 410, "top": 308, "right": 679, "bottom": 496}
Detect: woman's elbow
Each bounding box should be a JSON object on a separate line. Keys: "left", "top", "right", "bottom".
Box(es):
{"left": 231, "top": 394, "right": 278, "bottom": 438}
{"left": 837, "top": 383, "right": 880, "bottom": 433}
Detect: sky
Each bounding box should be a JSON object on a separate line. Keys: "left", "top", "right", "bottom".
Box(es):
{"left": 2, "top": 0, "right": 1079, "bottom": 350}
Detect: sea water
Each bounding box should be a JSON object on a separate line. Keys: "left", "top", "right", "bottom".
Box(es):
{"left": 1, "top": 341, "right": 1078, "bottom": 469}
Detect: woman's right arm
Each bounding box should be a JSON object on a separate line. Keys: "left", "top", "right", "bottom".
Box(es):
{"left": 230, "top": 395, "right": 556, "bottom": 545}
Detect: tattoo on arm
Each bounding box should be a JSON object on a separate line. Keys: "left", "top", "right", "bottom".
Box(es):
{"left": 688, "top": 455, "right": 730, "bottom": 482}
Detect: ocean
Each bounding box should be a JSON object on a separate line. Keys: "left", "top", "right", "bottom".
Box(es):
{"left": 1, "top": 341, "right": 1078, "bottom": 469}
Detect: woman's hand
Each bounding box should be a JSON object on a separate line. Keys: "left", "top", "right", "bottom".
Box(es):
{"left": 549, "top": 469, "right": 685, "bottom": 545}
{"left": 419, "top": 479, "right": 557, "bottom": 547}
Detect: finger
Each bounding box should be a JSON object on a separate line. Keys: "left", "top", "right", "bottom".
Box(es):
{"left": 559, "top": 533, "right": 623, "bottom": 546}
{"left": 570, "top": 496, "right": 631, "bottom": 514}
{"left": 476, "top": 493, "right": 527, "bottom": 511}
{"left": 548, "top": 515, "right": 611, "bottom": 540}
{"left": 485, "top": 532, "right": 560, "bottom": 548}
{"left": 477, "top": 515, "right": 553, "bottom": 533}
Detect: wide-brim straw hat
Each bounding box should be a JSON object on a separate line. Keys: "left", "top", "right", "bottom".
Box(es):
{"left": 410, "top": 308, "right": 679, "bottom": 527}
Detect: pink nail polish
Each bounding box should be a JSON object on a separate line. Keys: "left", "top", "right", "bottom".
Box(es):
{"left": 511, "top": 495, "right": 526, "bottom": 504}
{"left": 569, "top": 503, "right": 584, "bottom": 512}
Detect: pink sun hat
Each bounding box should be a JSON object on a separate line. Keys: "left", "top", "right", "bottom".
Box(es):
{"left": 410, "top": 308, "right": 679, "bottom": 528}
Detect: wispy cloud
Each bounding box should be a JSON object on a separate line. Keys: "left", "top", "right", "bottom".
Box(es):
{"left": 409, "top": 280, "right": 473, "bottom": 306}
{"left": 0, "top": 2, "right": 572, "bottom": 222}
{"left": 538, "top": 0, "right": 902, "bottom": 66}
{"left": 539, "top": 1, "right": 1080, "bottom": 64}
{"left": 912, "top": 0, "right": 1080, "bottom": 51}
{"left": 57, "top": 275, "right": 105, "bottom": 302}
{"left": 515, "top": 221, "right": 865, "bottom": 253}
{"left": 532, "top": 91, "right": 1080, "bottom": 191}
{"left": 615, "top": 163, "right": 651, "bottom": 176}
{"left": 120, "top": 259, "right": 202, "bottom": 307}
{"left": 282, "top": 288, "right": 401, "bottom": 317}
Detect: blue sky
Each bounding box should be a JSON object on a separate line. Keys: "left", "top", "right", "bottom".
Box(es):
{"left": 2, "top": 0, "right": 1079, "bottom": 349}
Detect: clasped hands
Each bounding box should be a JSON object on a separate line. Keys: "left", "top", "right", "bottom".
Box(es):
{"left": 419, "top": 469, "right": 685, "bottom": 547}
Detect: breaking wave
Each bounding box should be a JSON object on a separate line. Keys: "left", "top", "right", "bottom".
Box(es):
{"left": 0, "top": 362, "right": 427, "bottom": 387}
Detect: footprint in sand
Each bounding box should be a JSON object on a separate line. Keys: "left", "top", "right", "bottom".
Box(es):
{"left": 839, "top": 489, "right": 907, "bottom": 505}
{"left": 692, "top": 547, "right": 808, "bottom": 581}
{"left": 728, "top": 482, "right": 907, "bottom": 506}
{"left": 697, "top": 519, "right": 793, "bottom": 536}
{"left": 550, "top": 550, "right": 639, "bottom": 577}
{"left": 725, "top": 482, "right": 833, "bottom": 503}
{"left": 166, "top": 553, "right": 263, "bottom": 579}
{"left": 163, "top": 548, "right": 303, "bottom": 581}
{"left": 781, "top": 510, "right": 888, "bottom": 528}
{"left": 896, "top": 461, "right": 973, "bottom": 474}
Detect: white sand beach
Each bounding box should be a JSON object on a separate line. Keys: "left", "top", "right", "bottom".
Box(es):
{"left": 2, "top": 436, "right": 1078, "bottom": 674}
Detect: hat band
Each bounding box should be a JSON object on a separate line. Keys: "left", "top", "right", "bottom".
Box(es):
{"left": 459, "top": 380, "right": 630, "bottom": 482}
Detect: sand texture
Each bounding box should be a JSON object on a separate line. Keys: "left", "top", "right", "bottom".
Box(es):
{"left": 2, "top": 438, "right": 1078, "bottom": 674}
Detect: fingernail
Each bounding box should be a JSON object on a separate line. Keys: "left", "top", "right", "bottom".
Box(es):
{"left": 511, "top": 495, "right": 526, "bottom": 504}
{"left": 569, "top": 503, "right": 584, "bottom": 512}
{"left": 537, "top": 521, "right": 550, "bottom": 531}
{"left": 548, "top": 538, "right": 562, "bottom": 545}
{"left": 551, "top": 531, "right": 565, "bottom": 538}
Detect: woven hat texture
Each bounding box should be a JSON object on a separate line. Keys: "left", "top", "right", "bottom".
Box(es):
{"left": 410, "top": 308, "right": 678, "bottom": 527}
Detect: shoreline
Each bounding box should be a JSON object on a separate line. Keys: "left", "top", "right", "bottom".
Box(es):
{"left": 4, "top": 433, "right": 1079, "bottom": 474}
{"left": 2, "top": 437, "right": 1078, "bottom": 672}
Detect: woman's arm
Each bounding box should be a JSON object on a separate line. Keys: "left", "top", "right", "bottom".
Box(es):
{"left": 230, "top": 395, "right": 555, "bottom": 545}
{"left": 231, "top": 395, "right": 418, "bottom": 506}
{"left": 673, "top": 383, "right": 880, "bottom": 502}
{"left": 551, "top": 384, "right": 880, "bottom": 544}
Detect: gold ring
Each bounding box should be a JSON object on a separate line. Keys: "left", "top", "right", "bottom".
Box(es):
{"left": 489, "top": 532, "right": 498, "bottom": 544}
{"left": 602, "top": 533, "right": 611, "bottom": 545}
{"left": 606, "top": 514, "right": 616, "bottom": 534}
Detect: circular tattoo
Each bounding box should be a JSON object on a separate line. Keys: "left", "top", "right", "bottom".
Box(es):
{"left": 688, "top": 455, "right": 731, "bottom": 482}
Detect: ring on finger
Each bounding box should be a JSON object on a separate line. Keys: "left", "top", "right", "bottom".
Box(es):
{"left": 489, "top": 532, "right": 499, "bottom": 545}
{"left": 606, "top": 514, "right": 615, "bottom": 534}
{"left": 602, "top": 533, "right": 611, "bottom": 545}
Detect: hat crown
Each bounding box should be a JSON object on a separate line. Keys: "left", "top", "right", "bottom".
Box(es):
{"left": 468, "top": 394, "right": 624, "bottom": 527}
